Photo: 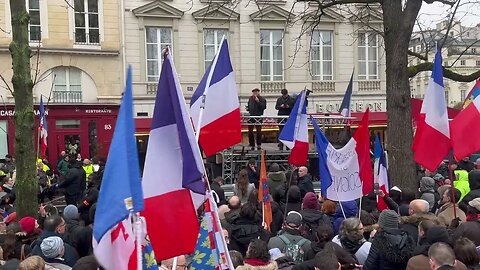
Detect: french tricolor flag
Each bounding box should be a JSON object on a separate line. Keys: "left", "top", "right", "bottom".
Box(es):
{"left": 142, "top": 50, "right": 206, "bottom": 261}
{"left": 39, "top": 96, "right": 48, "bottom": 157}
{"left": 279, "top": 90, "right": 309, "bottom": 166}
{"left": 374, "top": 134, "right": 389, "bottom": 211}
{"left": 451, "top": 94, "right": 480, "bottom": 159}
{"left": 412, "top": 49, "right": 450, "bottom": 171}
{"left": 190, "top": 37, "right": 241, "bottom": 157}
{"left": 312, "top": 110, "right": 373, "bottom": 201}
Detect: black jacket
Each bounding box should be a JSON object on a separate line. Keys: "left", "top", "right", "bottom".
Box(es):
{"left": 275, "top": 95, "right": 295, "bottom": 116}
{"left": 300, "top": 209, "right": 332, "bottom": 241}
{"left": 293, "top": 242, "right": 356, "bottom": 270}
{"left": 247, "top": 95, "right": 267, "bottom": 116}
{"left": 298, "top": 175, "right": 314, "bottom": 199}
{"left": 363, "top": 229, "right": 414, "bottom": 270}
{"left": 30, "top": 231, "right": 79, "bottom": 267}
{"left": 210, "top": 182, "right": 226, "bottom": 207}
{"left": 78, "top": 187, "right": 99, "bottom": 225}
{"left": 460, "top": 170, "right": 480, "bottom": 213}
{"left": 247, "top": 167, "right": 260, "bottom": 189}
{"left": 229, "top": 217, "right": 269, "bottom": 256}
{"left": 59, "top": 165, "right": 83, "bottom": 197}
{"left": 64, "top": 219, "right": 93, "bottom": 258}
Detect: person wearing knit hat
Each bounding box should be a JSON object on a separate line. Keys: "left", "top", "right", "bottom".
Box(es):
{"left": 63, "top": 204, "right": 78, "bottom": 220}
{"left": 363, "top": 210, "right": 414, "bottom": 269}
{"left": 40, "top": 236, "right": 64, "bottom": 259}
{"left": 19, "top": 216, "right": 37, "bottom": 235}
{"left": 300, "top": 192, "right": 331, "bottom": 241}
{"left": 377, "top": 210, "right": 399, "bottom": 230}
{"left": 302, "top": 192, "right": 319, "bottom": 210}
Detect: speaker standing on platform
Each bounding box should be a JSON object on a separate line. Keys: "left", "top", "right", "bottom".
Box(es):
{"left": 246, "top": 88, "right": 267, "bottom": 150}
{"left": 275, "top": 89, "right": 295, "bottom": 150}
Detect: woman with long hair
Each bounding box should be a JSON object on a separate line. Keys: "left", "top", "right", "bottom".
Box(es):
{"left": 237, "top": 239, "right": 278, "bottom": 270}
{"left": 234, "top": 169, "right": 255, "bottom": 204}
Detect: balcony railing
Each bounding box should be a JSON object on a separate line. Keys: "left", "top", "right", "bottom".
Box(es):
{"left": 260, "top": 82, "right": 286, "bottom": 94}
{"left": 312, "top": 81, "right": 335, "bottom": 92}
{"left": 74, "top": 32, "right": 100, "bottom": 45}
{"left": 52, "top": 91, "right": 82, "bottom": 103}
{"left": 358, "top": 80, "right": 381, "bottom": 91}
{"left": 146, "top": 83, "right": 158, "bottom": 95}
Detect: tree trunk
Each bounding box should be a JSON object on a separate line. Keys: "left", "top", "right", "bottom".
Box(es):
{"left": 382, "top": 0, "right": 422, "bottom": 192}
{"left": 10, "top": 0, "right": 37, "bottom": 218}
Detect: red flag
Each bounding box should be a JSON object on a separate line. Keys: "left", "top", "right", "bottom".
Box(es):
{"left": 451, "top": 95, "right": 480, "bottom": 159}
{"left": 353, "top": 109, "right": 373, "bottom": 196}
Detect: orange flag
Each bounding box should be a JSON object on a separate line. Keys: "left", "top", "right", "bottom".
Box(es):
{"left": 258, "top": 150, "right": 272, "bottom": 231}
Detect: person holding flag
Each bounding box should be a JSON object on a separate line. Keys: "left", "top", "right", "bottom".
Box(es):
{"left": 38, "top": 96, "right": 48, "bottom": 158}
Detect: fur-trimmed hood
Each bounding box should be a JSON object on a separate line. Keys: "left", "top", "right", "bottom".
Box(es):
{"left": 236, "top": 261, "right": 278, "bottom": 270}
{"left": 400, "top": 213, "right": 440, "bottom": 226}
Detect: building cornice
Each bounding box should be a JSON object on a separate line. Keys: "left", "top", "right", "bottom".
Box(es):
{"left": 192, "top": 4, "right": 240, "bottom": 21}
{"left": 132, "top": 1, "right": 184, "bottom": 19}
{"left": 250, "top": 5, "right": 294, "bottom": 22}
{"left": 0, "top": 47, "right": 119, "bottom": 56}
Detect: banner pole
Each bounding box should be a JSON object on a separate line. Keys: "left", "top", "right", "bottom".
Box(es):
{"left": 134, "top": 212, "right": 142, "bottom": 270}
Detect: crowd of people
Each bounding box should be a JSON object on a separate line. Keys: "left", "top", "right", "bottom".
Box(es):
{"left": 0, "top": 149, "right": 479, "bottom": 270}
{"left": 205, "top": 157, "right": 480, "bottom": 270}
{"left": 0, "top": 153, "right": 104, "bottom": 269}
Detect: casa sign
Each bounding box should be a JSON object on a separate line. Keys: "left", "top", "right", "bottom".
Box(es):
{"left": 0, "top": 110, "right": 48, "bottom": 117}
{"left": 315, "top": 101, "right": 386, "bottom": 113}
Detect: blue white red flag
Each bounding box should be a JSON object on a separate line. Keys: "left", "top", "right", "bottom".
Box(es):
{"left": 39, "top": 96, "right": 48, "bottom": 157}
{"left": 142, "top": 49, "right": 206, "bottom": 261}
{"left": 462, "top": 80, "right": 480, "bottom": 109}
{"left": 93, "top": 66, "right": 144, "bottom": 270}
{"left": 190, "top": 37, "right": 241, "bottom": 156}
{"left": 339, "top": 71, "right": 354, "bottom": 117}
{"left": 412, "top": 49, "right": 450, "bottom": 171}
{"left": 374, "top": 134, "right": 389, "bottom": 211}
{"left": 279, "top": 90, "right": 309, "bottom": 166}
{"left": 312, "top": 110, "right": 373, "bottom": 201}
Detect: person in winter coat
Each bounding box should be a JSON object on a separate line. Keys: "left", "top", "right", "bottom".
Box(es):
{"left": 460, "top": 170, "right": 480, "bottom": 213}
{"left": 453, "top": 197, "right": 480, "bottom": 246}
{"left": 400, "top": 199, "right": 440, "bottom": 243}
{"left": 321, "top": 200, "right": 337, "bottom": 227}
{"left": 246, "top": 88, "right": 267, "bottom": 150}
{"left": 63, "top": 205, "right": 92, "bottom": 258}
{"left": 247, "top": 159, "right": 261, "bottom": 189}
{"left": 293, "top": 223, "right": 357, "bottom": 270}
{"left": 436, "top": 187, "right": 466, "bottom": 227}
{"left": 275, "top": 89, "right": 295, "bottom": 150}
{"left": 234, "top": 169, "right": 256, "bottom": 205}
{"left": 406, "top": 225, "right": 468, "bottom": 270}
{"left": 428, "top": 242, "right": 467, "bottom": 270}
{"left": 419, "top": 177, "right": 440, "bottom": 213}
{"left": 332, "top": 217, "right": 371, "bottom": 265}
{"left": 300, "top": 192, "right": 331, "bottom": 241}
{"left": 57, "top": 155, "right": 69, "bottom": 177}
{"left": 229, "top": 203, "right": 269, "bottom": 256}
{"left": 333, "top": 201, "right": 358, "bottom": 235}
{"left": 40, "top": 236, "right": 73, "bottom": 270}
{"left": 297, "top": 167, "right": 314, "bottom": 199}
{"left": 269, "top": 201, "right": 284, "bottom": 237}
{"left": 78, "top": 176, "right": 99, "bottom": 226}
{"left": 237, "top": 239, "right": 278, "bottom": 270}
{"left": 210, "top": 176, "right": 226, "bottom": 207}
{"left": 58, "top": 156, "right": 84, "bottom": 206}
{"left": 454, "top": 237, "right": 480, "bottom": 270}
{"left": 281, "top": 186, "right": 302, "bottom": 214}
{"left": 268, "top": 211, "right": 312, "bottom": 261}
{"left": 268, "top": 163, "right": 286, "bottom": 197}
{"left": 454, "top": 162, "right": 471, "bottom": 201}
{"left": 363, "top": 210, "right": 415, "bottom": 270}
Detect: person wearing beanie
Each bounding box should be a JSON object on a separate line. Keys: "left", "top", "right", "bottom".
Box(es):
{"left": 300, "top": 192, "right": 331, "bottom": 241}
{"left": 40, "top": 236, "right": 72, "bottom": 269}
{"left": 419, "top": 177, "right": 440, "bottom": 213}
{"left": 406, "top": 226, "right": 469, "bottom": 270}
{"left": 19, "top": 216, "right": 37, "bottom": 235}
{"left": 63, "top": 204, "right": 93, "bottom": 258}
{"left": 363, "top": 210, "right": 415, "bottom": 270}
{"left": 267, "top": 163, "right": 286, "bottom": 197}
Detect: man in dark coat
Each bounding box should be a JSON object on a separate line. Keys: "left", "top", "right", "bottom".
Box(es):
{"left": 246, "top": 159, "right": 260, "bottom": 189}
{"left": 246, "top": 88, "right": 267, "bottom": 150}
{"left": 275, "top": 89, "right": 295, "bottom": 150}
{"left": 297, "top": 166, "right": 314, "bottom": 199}
{"left": 63, "top": 205, "right": 93, "bottom": 258}
{"left": 210, "top": 177, "right": 226, "bottom": 207}
{"left": 59, "top": 155, "right": 83, "bottom": 206}
{"left": 30, "top": 215, "right": 79, "bottom": 267}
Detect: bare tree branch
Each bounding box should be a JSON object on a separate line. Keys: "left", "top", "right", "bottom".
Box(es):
{"left": 440, "top": 0, "right": 460, "bottom": 48}
{"left": 33, "top": 45, "right": 41, "bottom": 85}
{"left": 408, "top": 62, "right": 480, "bottom": 81}
{"left": 408, "top": 49, "right": 428, "bottom": 60}
{"left": 0, "top": 75, "right": 14, "bottom": 96}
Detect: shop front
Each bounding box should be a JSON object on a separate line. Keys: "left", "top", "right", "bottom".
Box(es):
{"left": 0, "top": 104, "right": 119, "bottom": 167}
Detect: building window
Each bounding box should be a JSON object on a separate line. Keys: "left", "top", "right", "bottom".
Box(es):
{"left": 461, "top": 90, "right": 466, "bottom": 101}
{"left": 460, "top": 60, "right": 466, "bottom": 66}
{"left": 472, "top": 48, "right": 477, "bottom": 54}
{"left": 28, "top": 0, "right": 41, "bottom": 42}
{"left": 204, "top": 29, "right": 227, "bottom": 71}
{"left": 444, "top": 90, "right": 449, "bottom": 104}
{"left": 74, "top": 0, "right": 100, "bottom": 45}
{"left": 52, "top": 67, "right": 82, "bottom": 103}
{"left": 311, "top": 30, "right": 333, "bottom": 80}
{"left": 358, "top": 32, "right": 378, "bottom": 80}
{"left": 146, "top": 27, "right": 172, "bottom": 82}
{"left": 260, "top": 30, "right": 283, "bottom": 81}
{"left": 476, "top": 60, "right": 480, "bottom": 67}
